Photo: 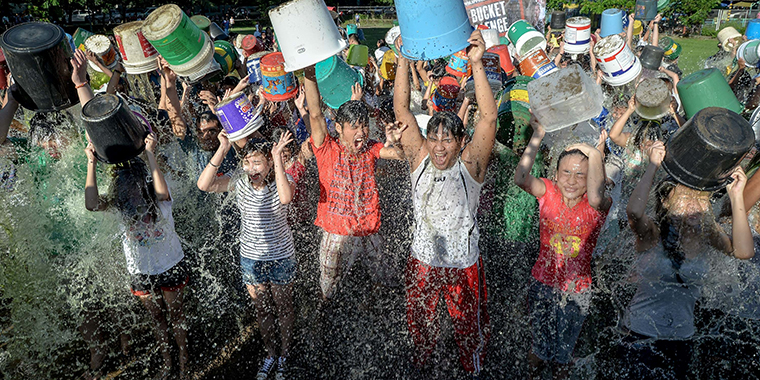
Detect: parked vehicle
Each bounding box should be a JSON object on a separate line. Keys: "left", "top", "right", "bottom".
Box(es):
{"left": 71, "top": 10, "right": 91, "bottom": 23}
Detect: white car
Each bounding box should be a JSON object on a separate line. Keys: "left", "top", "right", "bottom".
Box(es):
{"left": 71, "top": 10, "right": 91, "bottom": 22}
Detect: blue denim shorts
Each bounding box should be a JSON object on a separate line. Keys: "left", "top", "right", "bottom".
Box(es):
{"left": 528, "top": 279, "right": 590, "bottom": 364}
{"left": 240, "top": 255, "right": 297, "bottom": 286}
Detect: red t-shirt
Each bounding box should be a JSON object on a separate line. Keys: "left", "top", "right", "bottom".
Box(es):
{"left": 285, "top": 160, "right": 309, "bottom": 225}
{"left": 310, "top": 135, "right": 383, "bottom": 236}
{"left": 532, "top": 178, "right": 607, "bottom": 293}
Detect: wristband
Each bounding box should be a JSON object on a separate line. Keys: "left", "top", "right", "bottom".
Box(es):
{"left": 209, "top": 161, "right": 220, "bottom": 168}
{"left": 75, "top": 81, "right": 88, "bottom": 89}
{"left": 113, "top": 69, "right": 123, "bottom": 75}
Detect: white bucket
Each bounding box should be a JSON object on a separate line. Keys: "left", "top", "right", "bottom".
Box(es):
{"left": 565, "top": 17, "right": 591, "bottom": 54}
{"left": 385, "top": 26, "right": 401, "bottom": 47}
{"left": 481, "top": 29, "right": 500, "bottom": 50}
{"left": 269, "top": 0, "right": 347, "bottom": 72}
{"left": 113, "top": 21, "right": 159, "bottom": 75}
{"left": 85, "top": 34, "right": 120, "bottom": 73}
{"left": 593, "top": 34, "right": 641, "bottom": 86}
{"left": 718, "top": 27, "right": 743, "bottom": 52}
{"left": 170, "top": 32, "right": 214, "bottom": 78}
{"left": 635, "top": 77, "right": 670, "bottom": 120}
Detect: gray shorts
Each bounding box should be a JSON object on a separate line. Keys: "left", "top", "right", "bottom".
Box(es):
{"left": 528, "top": 279, "right": 590, "bottom": 364}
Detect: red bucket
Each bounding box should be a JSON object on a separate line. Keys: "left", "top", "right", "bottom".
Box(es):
{"left": 241, "top": 35, "right": 262, "bottom": 57}
{"left": 261, "top": 52, "right": 298, "bottom": 102}
{"left": 487, "top": 45, "right": 514, "bottom": 76}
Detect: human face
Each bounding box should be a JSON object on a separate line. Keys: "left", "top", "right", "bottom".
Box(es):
{"left": 279, "top": 146, "right": 293, "bottom": 164}
{"left": 425, "top": 125, "right": 464, "bottom": 170}
{"left": 38, "top": 135, "right": 69, "bottom": 159}
{"left": 665, "top": 185, "right": 711, "bottom": 227}
{"left": 241, "top": 151, "right": 272, "bottom": 186}
{"left": 556, "top": 154, "right": 589, "bottom": 202}
{"left": 337, "top": 121, "right": 369, "bottom": 154}
{"left": 198, "top": 119, "right": 222, "bottom": 151}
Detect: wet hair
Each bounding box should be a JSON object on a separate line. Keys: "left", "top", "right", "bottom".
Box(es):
{"left": 109, "top": 157, "right": 159, "bottom": 226}
{"left": 28, "top": 111, "right": 76, "bottom": 147}
{"left": 348, "top": 34, "right": 360, "bottom": 44}
{"left": 556, "top": 149, "right": 588, "bottom": 171}
{"left": 654, "top": 177, "right": 688, "bottom": 284}
{"left": 221, "top": 76, "right": 239, "bottom": 89}
{"left": 197, "top": 111, "right": 221, "bottom": 127}
{"left": 428, "top": 63, "right": 447, "bottom": 80}
{"left": 631, "top": 120, "right": 663, "bottom": 150}
{"left": 335, "top": 100, "right": 369, "bottom": 129}
{"left": 270, "top": 127, "right": 299, "bottom": 158}
{"left": 376, "top": 95, "right": 395, "bottom": 125}
{"left": 377, "top": 39, "right": 387, "bottom": 47}
{"left": 239, "top": 137, "right": 272, "bottom": 160}
{"left": 426, "top": 111, "right": 465, "bottom": 139}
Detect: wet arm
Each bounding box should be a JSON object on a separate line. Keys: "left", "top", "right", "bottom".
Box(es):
{"left": 514, "top": 122, "right": 546, "bottom": 198}
{"left": 577, "top": 144, "right": 611, "bottom": 212}
{"left": 626, "top": 162, "right": 660, "bottom": 250}
{"left": 303, "top": 65, "right": 328, "bottom": 148}
{"left": 84, "top": 160, "right": 108, "bottom": 211}
{"left": 161, "top": 73, "right": 187, "bottom": 139}
{"left": 609, "top": 108, "right": 634, "bottom": 147}
{"left": 197, "top": 144, "right": 232, "bottom": 193}
{"left": 273, "top": 151, "right": 294, "bottom": 204}
{"left": 727, "top": 194, "right": 754, "bottom": 259}
{"left": 393, "top": 54, "right": 425, "bottom": 165}
{"left": 144, "top": 150, "right": 170, "bottom": 201}
{"left": 105, "top": 68, "right": 122, "bottom": 95}
{"left": 0, "top": 93, "right": 19, "bottom": 145}
{"left": 461, "top": 56, "right": 498, "bottom": 183}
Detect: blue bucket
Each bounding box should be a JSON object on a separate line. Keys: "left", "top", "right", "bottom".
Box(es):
{"left": 747, "top": 19, "right": 760, "bottom": 40}
{"left": 396, "top": 0, "right": 474, "bottom": 60}
{"left": 315, "top": 55, "right": 364, "bottom": 109}
{"left": 347, "top": 24, "right": 358, "bottom": 36}
{"left": 601, "top": 9, "right": 624, "bottom": 38}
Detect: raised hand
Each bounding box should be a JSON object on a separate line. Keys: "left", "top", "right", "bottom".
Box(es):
{"left": 529, "top": 112, "right": 546, "bottom": 139}
{"left": 384, "top": 120, "right": 408, "bottom": 147}
{"left": 350, "top": 82, "right": 363, "bottom": 101}
{"left": 466, "top": 29, "right": 486, "bottom": 64}
{"left": 70, "top": 49, "right": 89, "bottom": 86}
{"left": 144, "top": 132, "right": 158, "bottom": 153}
{"left": 272, "top": 129, "right": 294, "bottom": 161}
{"left": 84, "top": 142, "right": 97, "bottom": 162}
{"left": 199, "top": 90, "right": 220, "bottom": 113}
{"left": 727, "top": 166, "right": 748, "bottom": 199}
{"left": 217, "top": 130, "right": 231, "bottom": 151}
{"left": 646, "top": 140, "right": 666, "bottom": 166}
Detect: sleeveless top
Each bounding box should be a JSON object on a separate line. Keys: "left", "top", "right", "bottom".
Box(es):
{"left": 411, "top": 155, "right": 482, "bottom": 269}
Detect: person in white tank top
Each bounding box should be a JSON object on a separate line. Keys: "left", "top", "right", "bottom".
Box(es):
{"left": 392, "top": 30, "right": 498, "bottom": 376}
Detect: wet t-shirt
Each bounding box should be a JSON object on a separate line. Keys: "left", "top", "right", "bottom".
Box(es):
{"left": 310, "top": 134, "right": 383, "bottom": 236}
{"left": 121, "top": 196, "right": 184, "bottom": 275}
{"left": 532, "top": 178, "right": 607, "bottom": 293}
{"left": 285, "top": 160, "right": 309, "bottom": 225}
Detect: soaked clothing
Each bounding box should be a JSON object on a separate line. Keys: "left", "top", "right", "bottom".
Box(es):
{"left": 310, "top": 134, "right": 383, "bottom": 236}
{"left": 241, "top": 255, "right": 297, "bottom": 286}
{"left": 130, "top": 259, "right": 189, "bottom": 296}
{"left": 285, "top": 160, "right": 309, "bottom": 225}
{"left": 318, "top": 231, "right": 395, "bottom": 299}
{"left": 411, "top": 156, "right": 482, "bottom": 269}
{"left": 120, "top": 196, "right": 184, "bottom": 276}
{"left": 406, "top": 256, "right": 489, "bottom": 373}
{"left": 533, "top": 178, "right": 607, "bottom": 293}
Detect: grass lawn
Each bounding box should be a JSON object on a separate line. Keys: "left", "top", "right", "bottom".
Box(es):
{"left": 669, "top": 35, "right": 721, "bottom": 77}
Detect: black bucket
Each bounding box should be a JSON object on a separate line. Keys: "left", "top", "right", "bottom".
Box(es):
{"left": 551, "top": 11, "right": 566, "bottom": 30}
{"left": 82, "top": 94, "right": 148, "bottom": 164}
{"left": 209, "top": 22, "right": 229, "bottom": 41}
{"left": 663, "top": 107, "right": 754, "bottom": 191}
{"left": 640, "top": 45, "right": 665, "bottom": 71}
{"left": 0, "top": 22, "right": 79, "bottom": 112}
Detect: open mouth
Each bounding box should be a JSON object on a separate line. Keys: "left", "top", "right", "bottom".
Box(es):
{"left": 354, "top": 137, "right": 364, "bottom": 150}
{"left": 249, "top": 172, "right": 262, "bottom": 182}
{"left": 433, "top": 152, "right": 446, "bottom": 166}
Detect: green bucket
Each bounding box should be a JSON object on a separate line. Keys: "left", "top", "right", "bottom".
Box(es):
{"left": 315, "top": 55, "right": 364, "bottom": 109}
{"left": 659, "top": 37, "right": 681, "bottom": 60}
{"left": 142, "top": 5, "right": 206, "bottom": 67}
{"left": 72, "top": 28, "right": 94, "bottom": 52}
{"left": 507, "top": 20, "right": 546, "bottom": 57}
{"left": 214, "top": 40, "right": 238, "bottom": 74}
{"left": 677, "top": 68, "right": 744, "bottom": 119}
{"left": 497, "top": 76, "right": 534, "bottom": 152}
{"left": 657, "top": 0, "right": 669, "bottom": 11}
{"left": 393, "top": 20, "right": 399, "bottom": 26}
{"left": 346, "top": 45, "right": 368, "bottom": 67}
{"left": 190, "top": 15, "right": 211, "bottom": 33}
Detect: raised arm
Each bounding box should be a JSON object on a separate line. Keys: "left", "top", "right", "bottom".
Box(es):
{"left": 142, "top": 133, "right": 170, "bottom": 201}
{"left": 105, "top": 61, "right": 124, "bottom": 95}
{"left": 626, "top": 141, "right": 664, "bottom": 251}
{"left": 392, "top": 39, "right": 425, "bottom": 165}
{"left": 197, "top": 131, "right": 233, "bottom": 193}
{"left": 461, "top": 30, "right": 498, "bottom": 183}
{"left": 566, "top": 143, "right": 611, "bottom": 212}
{"left": 303, "top": 65, "right": 328, "bottom": 148}
{"left": 609, "top": 97, "right": 635, "bottom": 147}
{"left": 652, "top": 14, "right": 661, "bottom": 45}
{"left": 271, "top": 130, "right": 296, "bottom": 204}
{"left": 83, "top": 142, "right": 110, "bottom": 211}
{"left": 514, "top": 114, "right": 547, "bottom": 198}
{"left": 723, "top": 167, "right": 754, "bottom": 259}
{"left": 158, "top": 58, "right": 187, "bottom": 139}
{"left": 71, "top": 49, "right": 94, "bottom": 105}
{"left": 626, "top": 13, "right": 635, "bottom": 49}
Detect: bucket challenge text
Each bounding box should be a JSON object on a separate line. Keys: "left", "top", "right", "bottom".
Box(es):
{"left": 465, "top": 0, "right": 510, "bottom": 33}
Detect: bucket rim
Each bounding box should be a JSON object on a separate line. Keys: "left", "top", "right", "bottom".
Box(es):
{"left": 81, "top": 93, "right": 125, "bottom": 122}
{"left": 661, "top": 159, "right": 729, "bottom": 192}
{"left": 0, "top": 22, "right": 65, "bottom": 54}
{"left": 282, "top": 39, "right": 348, "bottom": 72}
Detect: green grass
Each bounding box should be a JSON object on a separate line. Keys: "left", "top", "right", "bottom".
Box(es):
{"left": 231, "top": 26, "right": 392, "bottom": 56}
{"left": 669, "top": 36, "right": 720, "bottom": 77}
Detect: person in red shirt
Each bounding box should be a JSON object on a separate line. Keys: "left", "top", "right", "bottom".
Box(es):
{"left": 302, "top": 64, "right": 407, "bottom": 302}
{"left": 515, "top": 115, "right": 611, "bottom": 380}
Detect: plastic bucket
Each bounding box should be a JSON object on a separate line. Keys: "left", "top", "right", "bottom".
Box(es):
{"left": 246, "top": 51, "right": 269, "bottom": 85}
{"left": 82, "top": 94, "right": 148, "bottom": 164}
{"left": 261, "top": 52, "right": 298, "bottom": 101}
{"left": 747, "top": 20, "right": 760, "bottom": 40}
{"left": 738, "top": 40, "right": 760, "bottom": 67}
{"left": 632, "top": 20, "right": 643, "bottom": 36}
{"left": 677, "top": 68, "right": 743, "bottom": 119}
{"left": 142, "top": 5, "right": 206, "bottom": 67}
{"left": 72, "top": 27, "right": 94, "bottom": 52}
{"left": 528, "top": 64, "right": 603, "bottom": 132}
{"left": 347, "top": 24, "right": 358, "bottom": 36}
{"left": 395, "top": 0, "right": 473, "bottom": 60}
{"left": 496, "top": 76, "right": 533, "bottom": 151}
{"left": 346, "top": 44, "right": 369, "bottom": 67}
{"left": 113, "top": 21, "right": 159, "bottom": 75}
{"left": 216, "top": 92, "right": 264, "bottom": 141}
{"left": 663, "top": 107, "right": 754, "bottom": 191}
{"left": 718, "top": 27, "right": 743, "bottom": 52}
{"left": 464, "top": 52, "right": 504, "bottom": 99}
{"left": 551, "top": 11, "right": 566, "bottom": 30}
{"left": 431, "top": 76, "right": 460, "bottom": 112}
{"left": 190, "top": 15, "right": 211, "bottom": 33}
{"left": 446, "top": 49, "right": 470, "bottom": 77}
{"left": 600, "top": 9, "right": 624, "bottom": 38}
{"left": 593, "top": 34, "right": 641, "bottom": 86}
{"left": 0, "top": 22, "right": 79, "bottom": 112}
{"left": 565, "top": 17, "right": 591, "bottom": 54}
{"left": 487, "top": 45, "right": 515, "bottom": 76}
{"left": 385, "top": 25, "right": 401, "bottom": 55}
{"left": 380, "top": 49, "right": 396, "bottom": 80}
{"left": 659, "top": 37, "right": 681, "bottom": 60}
{"left": 640, "top": 45, "right": 664, "bottom": 70}
{"left": 85, "top": 34, "right": 120, "bottom": 72}
{"left": 634, "top": 0, "right": 657, "bottom": 21}
{"left": 269, "top": 0, "right": 347, "bottom": 72}
{"left": 481, "top": 29, "right": 500, "bottom": 50}
{"left": 316, "top": 55, "right": 364, "bottom": 109}
{"left": 508, "top": 20, "right": 547, "bottom": 58}
{"left": 657, "top": 0, "right": 669, "bottom": 11}
{"left": 518, "top": 48, "right": 558, "bottom": 79}
{"left": 212, "top": 40, "right": 238, "bottom": 76}
{"left": 209, "top": 22, "right": 229, "bottom": 41}
{"left": 635, "top": 78, "right": 670, "bottom": 120}
{"left": 168, "top": 32, "right": 216, "bottom": 78}
{"left": 241, "top": 35, "right": 262, "bottom": 57}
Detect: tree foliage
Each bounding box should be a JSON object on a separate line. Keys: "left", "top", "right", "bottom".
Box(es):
{"left": 546, "top": 0, "right": 719, "bottom": 26}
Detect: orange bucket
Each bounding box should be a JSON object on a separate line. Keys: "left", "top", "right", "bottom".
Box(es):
{"left": 487, "top": 45, "right": 514, "bottom": 76}
{"left": 446, "top": 49, "right": 470, "bottom": 77}
{"left": 518, "top": 48, "right": 558, "bottom": 79}
{"left": 261, "top": 52, "right": 298, "bottom": 101}
{"left": 241, "top": 35, "right": 262, "bottom": 57}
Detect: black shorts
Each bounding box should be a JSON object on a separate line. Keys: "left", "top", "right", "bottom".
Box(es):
{"left": 130, "top": 260, "right": 189, "bottom": 296}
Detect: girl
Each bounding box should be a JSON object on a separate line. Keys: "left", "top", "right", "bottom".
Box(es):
{"left": 197, "top": 130, "right": 296, "bottom": 380}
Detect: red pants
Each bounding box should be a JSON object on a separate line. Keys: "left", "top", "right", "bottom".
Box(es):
{"left": 406, "top": 256, "right": 490, "bottom": 374}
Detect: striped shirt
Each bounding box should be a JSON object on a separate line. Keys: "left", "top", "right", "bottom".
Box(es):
{"left": 230, "top": 171, "right": 295, "bottom": 261}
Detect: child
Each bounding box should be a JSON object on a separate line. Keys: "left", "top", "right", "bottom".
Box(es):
{"left": 197, "top": 130, "right": 297, "bottom": 380}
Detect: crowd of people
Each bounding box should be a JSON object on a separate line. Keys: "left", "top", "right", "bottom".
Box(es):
{"left": 2, "top": 3, "right": 760, "bottom": 380}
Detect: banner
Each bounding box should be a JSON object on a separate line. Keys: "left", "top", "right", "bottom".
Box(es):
{"left": 464, "top": 0, "right": 546, "bottom": 37}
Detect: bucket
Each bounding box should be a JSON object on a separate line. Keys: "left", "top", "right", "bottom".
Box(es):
{"left": 346, "top": 24, "right": 358, "bottom": 36}
{"left": 518, "top": 48, "right": 559, "bottom": 79}
{"left": 346, "top": 44, "right": 369, "bottom": 67}
{"left": 209, "top": 22, "right": 229, "bottom": 41}
{"left": 0, "top": 22, "right": 79, "bottom": 112}
{"left": 659, "top": 37, "right": 681, "bottom": 60}
{"left": 0, "top": 49, "right": 8, "bottom": 90}
{"left": 385, "top": 25, "right": 401, "bottom": 55}
{"left": 72, "top": 27, "right": 94, "bottom": 52}
{"left": 269, "top": 0, "right": 347, "bottom": 72}
{"left": 718, "top": 27, "right": 743, "bottom": 52}
{"left": 508, "top": 20, "right": 547, "bottom": 58}
{"left": 634, "top": 0, "right": 657, "bottom": 21}
{"left": 496, "top": 76, "right": 533, "bottom": 151}
{"left": 395, "top": 0, "right": 473, "bottom": 60}
{"left": 600, "top": 9, "right": 624, "bottom": 38}
{"left": 379, "top": 49, "right": 396, "bottom": 80}
{"left": 657, "top": 0, "right": 669, "bottom": 11}
{"left": 247, "top": 51, "right": 269, "bottom": 85}
{"left": 487, "top": 45, "right": 515, "bottom": 76}
{"left": 481, "top": 29, "right": 500, "bottom": 50}
{"left": 82, "top": 94, "right": 148, "bottom": 164}
{"left": 168, "top": 32, "right": 216, "bottom": 78}
{"left": 677, "top": 68, "right": 743, "bottom": 119}
{"left": 528, "top": 64, "right": 603, "bottom": 132}
{"left": 635, "top": 78, "right": 670, "bottom": 120}
{"left": 446, "top": 49, "right": 470, "bottom": 77}
{"left": 551, "top": 11, "right": 566, "bottom": 30}
{"left": 632, "top": 20, "right": 643, "bottom": 36}
{"left": 241, "top": 35, "right": 262, "bottom": 57}
{"left": 639, "top": 45, "right": 664, "bottom": 70}
{"left": 260, "top": 52, "right": 298, "bottom": 101}
{"left": 190, "top": 15, "right": 211, "bottom": 33}
{"left": 593, "top": 34, "right": 642, "bottom": 86}
{"left": 85, "top": 34, "right": 120, "bottom": 73}
{"left": 464, "top": 52, "right": 504, "bottom": 99}
{"left": 565, "top": 17, "right": 591, "bottom": 54}
{"left": 662, "top": 107, "right": 754, "bottom": 191}
{"left": 431, "top": 76, "right": 460, "bottom": 112}
{"left": 113, "top": 21, "right": 159, "bottom": 75}
{"left": 747, "top": 19, "right": 760, "bottom": 40}
{"left": 316, "top": 55, "right": 364, "bottom": 109}
{"left": 213, "top": 40, "right": 238, "bottom": 76}
{"left": 738, "top": 40, "right": 760, "bottom": 67}
{"left": 142, "top": 5, "right": 207, "bottom": 68}
{"left": 215, "top": 92, "right": 264, "bottom": 141}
